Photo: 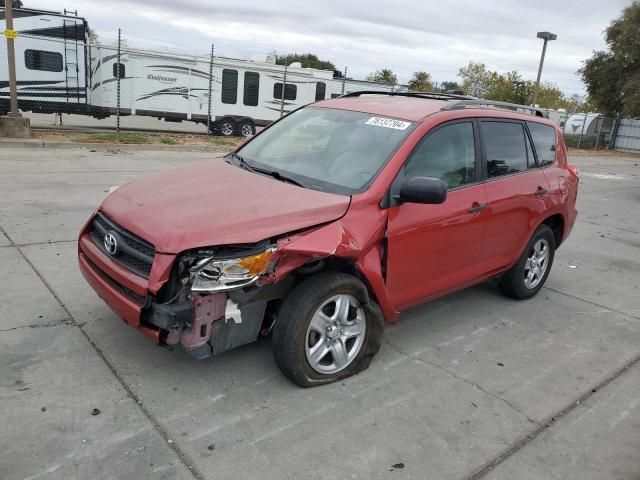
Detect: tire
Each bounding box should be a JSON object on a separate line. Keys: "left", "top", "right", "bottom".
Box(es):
{"left": 272, "top": 272, "right": 384, "bottom": 387}
{"left": 499, "top": 224, "right": 555, "bottom": 299}
{"left": 219, "top": 119, "right": 236, "bottom": 137}
{"left": 238, "top": 119, "right": 255, "bottom": 137}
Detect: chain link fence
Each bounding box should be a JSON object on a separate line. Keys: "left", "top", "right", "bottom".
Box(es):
{"left": 3, "top": 16, "right": 640, "bottom": 149}
{"left": 1, "top": 24, "right": 406, "bottom": 137}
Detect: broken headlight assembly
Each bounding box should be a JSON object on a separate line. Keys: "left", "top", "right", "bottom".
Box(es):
{"left": 187, "top": 248, "right": 275, "bottom": 293}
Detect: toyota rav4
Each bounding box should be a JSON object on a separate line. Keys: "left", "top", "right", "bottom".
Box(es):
{"left": 78, "top": 92, "right": 579, "bottom": 387}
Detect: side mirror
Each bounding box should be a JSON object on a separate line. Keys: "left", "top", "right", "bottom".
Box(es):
{"left": 398, "top": 177, "right": 447, "bottom": 204}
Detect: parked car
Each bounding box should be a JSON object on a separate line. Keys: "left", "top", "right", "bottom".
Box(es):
{"left": 78, "top": 92, "right": 579, "bottom": 387}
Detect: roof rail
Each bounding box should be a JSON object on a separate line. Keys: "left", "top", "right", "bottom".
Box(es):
{"left": 442, "top": 99, "right": 548, "bottom": 118}
{"left": 340, "top": 90, "right": 474, "bottom": 101}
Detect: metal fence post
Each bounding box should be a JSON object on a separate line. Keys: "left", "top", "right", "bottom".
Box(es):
{"left": 280, "top": 64, "right": 288, "bottom": 118}
{"left": 594, "top": 117, "right": 604, "bottom": 150}
{"left": 609, "top": 117, "right": 620, "bottom": 150}
{"left": 341, "top": 67, "right": 347, "bottom": 96}
{"left": 116, "top": 28, "right": 121, "bottom": 134}
{"left": 207, "top": 43, "right": 214, "bottom": 133}
{"left": 577, "top": 113, "right": 586, "bottom": 149}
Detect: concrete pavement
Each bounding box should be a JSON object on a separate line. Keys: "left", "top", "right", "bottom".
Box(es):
{"left": 0, "top": 148, "right": 638, "bottom": 479}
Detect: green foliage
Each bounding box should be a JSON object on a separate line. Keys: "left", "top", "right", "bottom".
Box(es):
{"left": 367, "top": 68, "right": 398, "bottom": 85}
{"left": 408, "top": 71, "right": 434, "bottom": 91}
{"left": 275, "top": 53, "right": 336, "bottom": 71}
{"left": 457, "top": 61, "right": 577, "bottom": 110}
{"left": 439, "top": 81, "right": 462, "bottom": 93}
{"left": 580, "top": 2, "right": 640, "bottom": 117}
{"left": 87, "top": 133, "right": 151, "bottom": 144}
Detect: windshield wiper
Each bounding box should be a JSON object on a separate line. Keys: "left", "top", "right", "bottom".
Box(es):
{"left": 229, "top": 153, "right": 256, "bottom": 173}
{"left": 229, "top": 153, "right": 305, "bottom": 188}
{"left": 257, "top": 169, "right": 306, "bottom": 188}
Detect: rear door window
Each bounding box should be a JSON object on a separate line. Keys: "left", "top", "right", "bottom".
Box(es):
{"left": 528, "top": 122, "right": 556, "bottom": 167}
{"left": 481, "top": 121, "right": 529, "bottom": 178}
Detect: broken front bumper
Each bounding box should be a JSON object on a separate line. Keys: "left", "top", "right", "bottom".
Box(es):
{"left": 78, "top": 231, "right": 268, "bottom": 359}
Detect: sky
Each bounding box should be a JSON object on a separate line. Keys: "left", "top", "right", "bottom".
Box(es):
{"left": 24, "top": 0, "right": 633, "bottom": 96}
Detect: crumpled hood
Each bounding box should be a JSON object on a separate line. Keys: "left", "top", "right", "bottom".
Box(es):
{"left": 100, "top": 159, "right": 350, "bottom": 254}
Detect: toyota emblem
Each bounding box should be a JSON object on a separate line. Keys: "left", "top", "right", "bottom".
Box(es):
{"left": 103, "top": 232, "right": 119, "bottom": 255}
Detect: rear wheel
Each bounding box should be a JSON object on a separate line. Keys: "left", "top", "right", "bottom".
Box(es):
{"left": 499, "top": 224, "right": 555, "bottom": 299}
{"left": 238, "top": 119, "right": 255, "bottom": 137}
{"left": 272, "top": 272, "right": 384, "bottom": 387}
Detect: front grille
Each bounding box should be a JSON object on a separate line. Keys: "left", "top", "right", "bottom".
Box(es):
{"left": 90, "top": 212, "right": 155, "bottom": 278}
{"left": 85, "top": 255, "right": 146, "bottom": 305}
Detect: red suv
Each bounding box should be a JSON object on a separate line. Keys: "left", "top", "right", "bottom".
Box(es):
{"left": 78, "top": 92, "right": 579, "bottom": 387}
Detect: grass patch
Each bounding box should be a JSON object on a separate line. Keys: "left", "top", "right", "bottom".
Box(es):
{"left": 85, "top": 133, "right": 153, "bottom": 144}
{"left": 208, "top": 138, "right": 238, "bottom": 147}
{"left": 160, "top": 137, "right": 180, "bottom": 145}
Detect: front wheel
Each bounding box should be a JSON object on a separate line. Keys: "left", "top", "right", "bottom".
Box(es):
{"left": 272, "top": 272, "right": 384, "bottom": 387}
{"left": 499, "top": 224, "right": 555, "bottom": 299}
{"left": 219, "top": 119, "right": 235, "bottom": 137}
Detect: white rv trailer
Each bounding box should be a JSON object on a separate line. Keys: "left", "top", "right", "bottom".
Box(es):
{"left": 1, "top": 6, "right": 406, "bottom": 135}
{"left": 0, "top": 7, "right": 89, "bottom": 115}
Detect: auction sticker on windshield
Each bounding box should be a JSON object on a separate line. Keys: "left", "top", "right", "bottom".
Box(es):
{"left": 365, "top": 117, "right": 411, "bottom": 130}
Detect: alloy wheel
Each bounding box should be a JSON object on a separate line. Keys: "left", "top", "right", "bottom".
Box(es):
{"left": 305, "top": 294, "right": 366, "bottom": 374}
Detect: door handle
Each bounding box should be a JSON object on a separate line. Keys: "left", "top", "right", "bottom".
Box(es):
{"left": 534, "top": 187, "right": 548, "bottom": 197}
{"left": 468, "top": 202, "right": 486, "bottom": 214}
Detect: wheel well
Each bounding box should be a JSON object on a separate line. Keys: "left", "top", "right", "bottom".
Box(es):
{"left": 288, "top": 257, "right": 377, "bottom": 302}
{"left": 542, "top": 214, "right": 564, "bottom": 248}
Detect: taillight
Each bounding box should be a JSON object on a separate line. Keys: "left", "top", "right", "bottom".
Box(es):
{"left": 567, "top": 163, "right": 579, "bottom": 178}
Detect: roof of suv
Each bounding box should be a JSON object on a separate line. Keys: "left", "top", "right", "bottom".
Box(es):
{"left": 315, "top": 92, "right": 549, "bottom": 124}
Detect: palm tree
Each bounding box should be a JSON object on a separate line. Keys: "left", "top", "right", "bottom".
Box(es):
{"left": 367, "top": 68, "right": 398, "bottom": 85}
{"left": 408, "top": 71, "right": 434, "bottom": 92}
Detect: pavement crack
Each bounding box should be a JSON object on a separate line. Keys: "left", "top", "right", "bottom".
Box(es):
{"left": 0, "top": 319, "right": 75, "bottom": 332}
{"left": 0, "top": 224, "right": 206, "bottom": 480}
{"left": 464, "top": 354, "right": 640, "bottom": 480}
{"left": 383, "top": 338, "right": 539, "bottom": 425}
{"left": 543, "top": 286, "right": 640, "bottom": 321}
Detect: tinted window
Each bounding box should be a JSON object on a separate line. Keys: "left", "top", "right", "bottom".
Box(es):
{"left": 221, "top": 69, "right": 238, "bottom": 104}
{"left": 243, "top": 71, "right": 259, "bottom": 106}
{"left": 528, "top": 122, "right": 556, "bottom": 167}
{"left": 113, "top": 62, "right": 125, "bottom": 79}
{"left": 273, "top": 83, "right": 297, "bottom": 100}
{"left": 315, "top": 82, "right": 326, "bottom": 101}
{"left": 482, "top": 122, "right": 528, "bottom": 177}
{"left": 25, "top": 49, "right": 63, "bottom": 72}
{"left": 404, "top": 122, "right": 476, "bottom": 188}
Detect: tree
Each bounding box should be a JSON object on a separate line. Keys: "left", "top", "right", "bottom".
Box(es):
{"left": 275, "top": 53, "right": 335, "bottom": 71}
{"left": 457, "top": 61, "right": 569, "bottom": 109}
{"left": 580, "top": 2, "right": 640, "bottom": 117}
{"left": 367, "top": 68, "right": 398, "bottom": 85}
{"left": 457, "top": 62, "right": 497, "bottom": 98}
{"left": 408, "top": 71, "right": 434, "bottom": 91}
{"left": 439, "top": 81, "right": 462, "bottom": 93}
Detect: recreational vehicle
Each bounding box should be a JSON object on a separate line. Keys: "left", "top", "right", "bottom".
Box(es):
{"left": 1, "top": 6, "right": 406, "bottom": 135}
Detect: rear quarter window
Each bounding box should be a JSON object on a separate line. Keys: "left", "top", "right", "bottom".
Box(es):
{"left": 528, "top": 122, "right": 556, "bottom": 167}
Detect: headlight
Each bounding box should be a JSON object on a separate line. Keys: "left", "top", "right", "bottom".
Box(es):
{"left": 189, "top": 249, "right": 274, "bottom": 292}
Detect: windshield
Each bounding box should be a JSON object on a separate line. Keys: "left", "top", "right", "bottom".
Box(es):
{"left": 235, "top": 107, "right": 415, "bottom": 194}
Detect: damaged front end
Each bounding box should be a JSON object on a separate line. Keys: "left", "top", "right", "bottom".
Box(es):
{"left": 143, "top": 241, "right": 288, "bottom": 359}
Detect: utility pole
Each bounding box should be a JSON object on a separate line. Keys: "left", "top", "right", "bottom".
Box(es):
{"left": 4, "top": 0, "right": 20, "bottom": 117}
{"left": 1, "top": 0, "right": 30, "bottom": 137}
{"left": 532, "top": 31, "right": 557, "bottom": 106}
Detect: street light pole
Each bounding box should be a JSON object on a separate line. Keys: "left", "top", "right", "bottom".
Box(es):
{"left": 532, "top": 31, "right": 557, "bottom": 106}
{"left": 4, "top": 0, "right": 21, "bottom": 117}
